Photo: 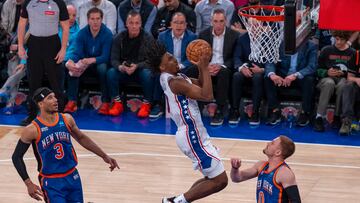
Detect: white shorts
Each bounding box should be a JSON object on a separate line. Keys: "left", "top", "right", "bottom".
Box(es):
{"left": 175, "top": 127, "right": 225, "bottom": 179}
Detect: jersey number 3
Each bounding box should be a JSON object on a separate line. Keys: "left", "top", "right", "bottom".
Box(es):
{"left": 54, "top": 143, "right": 64, "bottom": 159}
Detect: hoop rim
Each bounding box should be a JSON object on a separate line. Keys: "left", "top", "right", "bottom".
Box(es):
{"left": 238, "top": 5, "right": 285, "bottom": 22}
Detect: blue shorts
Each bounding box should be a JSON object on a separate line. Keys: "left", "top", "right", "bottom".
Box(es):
{"left": 39, "top": 169, "right": 83, "bottom": 203}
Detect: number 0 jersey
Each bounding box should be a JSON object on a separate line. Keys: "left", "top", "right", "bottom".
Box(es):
{"left": 32, "top": 113, "right": 77, "bottom": 177}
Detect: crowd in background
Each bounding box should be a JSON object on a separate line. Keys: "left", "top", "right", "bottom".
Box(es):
{"left": 0, "top": 0, "right": 359, "bottom": 136}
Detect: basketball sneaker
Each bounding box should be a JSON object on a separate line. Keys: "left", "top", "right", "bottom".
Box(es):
{"left": 162, "top": 197, "right": 175, "bottom": 203}
{"left": 137, "top": 102, "right": 151, "bottom": 118}
{"left": 108, "top": 101, "right": 123, "bottom": 116}
{"left": 64, "top": 101, "right": 78, "bottom": 113}
{"left": 97, "top": 102, "right": 110, "bottom": 115}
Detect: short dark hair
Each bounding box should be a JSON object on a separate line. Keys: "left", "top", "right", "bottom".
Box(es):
{"left": 171, "top": 12, "right": 187, "bottom": 22}
{"left": 331, "top": 30, "right": 353, "bottom": 40}
{"left": 145, "top": 40, "right": 167, "bottom": 73}
{"left": 87, "top": 7, "right": 103, "bottom": 19}
{"left": 126, "top": 10, "right": 142, "bottom": 22}
{"left": 212, "top": 8, "right": 226, "bottom": 19}
{"left": 279, "top": 136, "right": 295, "bottom": 159}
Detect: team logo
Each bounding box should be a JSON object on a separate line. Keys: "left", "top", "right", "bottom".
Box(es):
{"left": 244, "top": 103, "right": 254, "bottom": 118}
{"left": 281, "top": 106, "right": 299, "bottom": 118}
{"left": 40, "top": 127, "right": 48, "bottom": 132}
{"left": 14, "top": 92, "right": 27, "bottom": 106}
{"left": 59, "top": 121, "right": 64, "bottom": 127}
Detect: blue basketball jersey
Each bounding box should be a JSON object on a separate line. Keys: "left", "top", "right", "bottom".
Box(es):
{"left": 256, "top": 162, "right": 289, "bottom": 203}
{"left": 32, "top": 113, "right": 77, "bottom": 177}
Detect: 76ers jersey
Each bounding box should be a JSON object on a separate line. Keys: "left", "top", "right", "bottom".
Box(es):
{"left": 160, "top": 72, "right": 222, "bottom": 175}
{"left": 32, "top": 113, "right": 77, "bottom": 177}
{"left": 257, "top": 162, "right": 289, "bottom": 203}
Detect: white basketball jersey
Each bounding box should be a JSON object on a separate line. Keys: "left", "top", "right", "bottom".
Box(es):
{"left": 160, "top": 72, "right": 205, "bottom": 130}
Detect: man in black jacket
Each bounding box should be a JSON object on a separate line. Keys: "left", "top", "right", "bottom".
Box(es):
{"left": 107, "top": 10, "right": 155, "bottom": 118}
{"left": 151, "top": 0, "right": 196, "bottom": 38}
{"left": 199, "top": 9, "right": 239, "bottom": 126}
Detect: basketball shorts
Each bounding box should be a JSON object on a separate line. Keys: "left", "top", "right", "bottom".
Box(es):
{"left": 176, "top": 127, "right": 225, "bottom": 178}
{"left": 39, "top": 169, "right": 83, "bottom": 203}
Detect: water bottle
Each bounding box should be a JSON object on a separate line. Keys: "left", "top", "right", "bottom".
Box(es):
{"left": 287, "top": 109, "right": 295, "bottom": 129}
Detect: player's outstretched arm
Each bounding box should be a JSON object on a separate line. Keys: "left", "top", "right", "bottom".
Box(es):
{"left": 230, "top": 158, "right": 264, "bottom": 183}
{"left": 64, "top": 114, "right": 120, "bottom": 171}
{"left": 169, "top": 54, "right": 213, "bottom": 101}
{"left": 277, "top": 166, "right": 301, "bottom": 203}
{"left": 12, "top": 125, "right": 43, "bottom": 201}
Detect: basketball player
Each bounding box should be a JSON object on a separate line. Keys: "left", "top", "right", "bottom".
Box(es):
{"left": 146, "top": 41, "right": 228, "bottom": 203}
{"left": 230, "top": 135, "right": 301, "bottom": 203}
{"left": 12, "top": 87, "right": 119, "bottom": 202}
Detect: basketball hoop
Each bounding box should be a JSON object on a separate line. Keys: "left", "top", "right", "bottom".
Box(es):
{"left": 238, "top": 5, "right": 285, "bottom": 64}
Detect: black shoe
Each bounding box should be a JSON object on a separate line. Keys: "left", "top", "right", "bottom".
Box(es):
{"left": 313, "top": 117, "right": 325, "bottom": 132}
{"left": 211, "top": 110, "right": 224, "bottom": 126}
{"left": 228, "top": 108, "right": 240, "bottom": 124}
{"left": 20, "top": 115, "right": 36, "bottom": 126}
{"left": 297, "top": 112, "right": 310, "bottom": 127}
{"left": 249, "top": 112, "right": 260, "bottom": 125}
{"left": 162, "top": 197, "right": 175, "bottom": 203}
{"left": 267, "top": 110, "right": 281, "bottom": 125}
{"left": 339, "top": 117, "right": 352, "bottom": 136}
{"left": 332, "top": 116, "right": 341, "bottom": 129}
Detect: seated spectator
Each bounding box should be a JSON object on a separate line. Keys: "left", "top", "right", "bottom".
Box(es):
{"left": 158, "top": 12, "right": 197, "bottom": 77}
{"left": 153, "top": 12, "right": 197, "bottom": 118}
{"left": 0, "top": 0, "right": 24, "bottom": 36}
{"left": 65, "top": 7, "right": 112, "bottom": 113}
{"left": 229, "top": 32, "right": 264, "bottom": 125}
{"left": 117, "top": 0, "right": 157, "bottom": 34}
{"left": 313, "top": 31, "right": 357, "bottom": 132}
{"left": 151, "top": 0, "right": 196, "bottom": 38}
{"left": 199, "top": 9, "right": 239, "bottom": 126}
{"left": 340, "top": 50, "right": 359, "bottom": 135}
{"left": 265, "top": 38, "right": 317, "bottom": 127}
{"left": 195, "top": 0, "right": 234, "bottom": 34}
{"left": 107, "top": 10, "right": 155, "bottom": 118}
{"left": 78, "top": 0, "right": 117, "bottom": 34}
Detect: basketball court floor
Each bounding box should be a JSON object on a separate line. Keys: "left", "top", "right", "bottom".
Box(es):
{"left": 1, "top": 109, "right": 360, "bottom": 203}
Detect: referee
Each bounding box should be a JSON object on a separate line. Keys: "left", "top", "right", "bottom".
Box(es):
{"left": 18, "top": 0, "right": 69, "bottom": 126}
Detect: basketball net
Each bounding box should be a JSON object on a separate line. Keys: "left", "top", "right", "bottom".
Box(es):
{"left": 239, "top": 5, "right": 285, "bottom": 64}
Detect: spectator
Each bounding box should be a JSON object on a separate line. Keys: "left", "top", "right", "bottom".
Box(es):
{"left": 78, "top": 0, "right": 117, "bottom": 34}
{"left": 0, "top": 0, "right": 24, "bottom": 35}
{"left": 313, "top": 31, "right": 356, "bottom": 132}
{"left": 17, "top": 0, "right": 69, "bottom": 126}
{"left": 107, "top": 10, "right": 155, "bottom": 118}
{"left": 265, "top": 39, "right": 317, "bottom": 127}
{"left": 64, "top": 7, "right": 112, "bottom": 114}
{"left": 340, "top": 50, "right": 359, "bottom": 135}
{"left": 229, "top": 32, "right": 264, "bottom": 125}
{"left": 195, "top": 0, "right": 234, "bottom": 34}
{"left": 230, "top": 0, "right": 259, "bottom": 34}
{"left": 151, "top": 0, "right": 196, "bottom": 38}
{"left": 64, "top": 0, "right": 87, "bottom": 9}
{"left": 117, "top": 0, "right": 157, "bottom": 34}
{"left": 199, "top": 9, "right": 239, "bottom": 126}
{"left": 153, "top": 12, "right": 197, "bottom": 118}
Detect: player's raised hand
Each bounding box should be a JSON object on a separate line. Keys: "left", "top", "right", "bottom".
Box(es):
{"left": 25, "top": 180, "right": 43, "bottom": 201}
{"left": 103, "top": 155, "right": 120, "bottom": 171}
{"left": 194, "top": 53, "right": 211, "bottom": 70}
{"left": 230, "top": 158, "right": 242, "bottom": 170}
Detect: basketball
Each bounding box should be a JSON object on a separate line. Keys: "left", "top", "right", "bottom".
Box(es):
{"left": 186, "top": 39, "right": 212, "bottom": 63}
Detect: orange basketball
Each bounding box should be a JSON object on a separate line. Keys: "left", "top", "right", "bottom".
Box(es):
{"left": 186, "top": 39, "right": 212, "bottom": 64}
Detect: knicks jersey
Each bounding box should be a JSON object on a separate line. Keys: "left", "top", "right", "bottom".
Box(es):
{"left": 32, "top": 113, "right": 77, "bottom": 177}
{"left": 160, "top": 72, "right": 221, "bottom": 171}
{"left": 257, "top": 162, "right": 289, "bottom": 203}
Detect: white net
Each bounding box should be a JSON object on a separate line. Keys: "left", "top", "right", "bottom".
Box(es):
{"left": 239, "top": 6, "right": 284, "bottom": 64}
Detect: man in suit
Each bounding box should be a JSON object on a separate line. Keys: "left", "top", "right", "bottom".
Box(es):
{"left": 199, "top": 8, "right": 239, "bottom": 126}
{"left": 158, "top": 12, "right": 197, "bottom": 77}
{"left": 151, "top": 0, "right": 196, "bottom": 38}
{"left": 152, "top": 12, "right": 197, "bottom": 118}
{"left": 264, "top": 38, "right": 318, "bottom": 127}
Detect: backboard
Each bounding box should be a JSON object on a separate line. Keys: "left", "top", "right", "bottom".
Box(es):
{"left": 284, "top": 0, "right": 319, "bottom": 55}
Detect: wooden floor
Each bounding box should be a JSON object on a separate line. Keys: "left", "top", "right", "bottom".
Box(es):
{"left": 1, "top": 126, "right": 360, "bottom": 203}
